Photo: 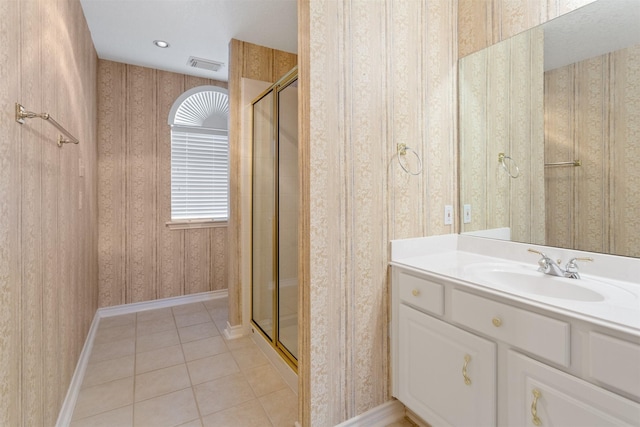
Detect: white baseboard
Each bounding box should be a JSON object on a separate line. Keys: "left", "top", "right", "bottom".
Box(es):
{"left": 55, "top": 313, "right": 101, "bottom": 427}
{"left": 56, "top": 290, "right": 228, "bottom": 427}
{"left": 334, "top": 400, "right": 406, "bottom": 427}
{"left": 223, "top": 320, "right": 247, "bottom": 340}
{"left": 98, "top": 290, "right": 227, "bottom": 318}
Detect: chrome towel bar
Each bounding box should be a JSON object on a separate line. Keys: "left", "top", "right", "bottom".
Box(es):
{"left": 544, "top": 160, "right": 581, "bottom": 167}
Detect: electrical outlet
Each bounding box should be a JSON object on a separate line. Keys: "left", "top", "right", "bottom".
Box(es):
{"left": 463, "top": 204, "right": 472, "bottom": 224}
{"left": 444, "top": 205, "right": 453, "bottom": 225}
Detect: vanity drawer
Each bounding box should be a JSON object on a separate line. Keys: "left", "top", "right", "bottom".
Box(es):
{"left": 452, "top": 290, "right": 570, "bottom": 366}
{"left": 398, "top": 271, "right": 444, "bottom": 316}
{"left": 589, "top": 332, "right": 640, "bottom": 399}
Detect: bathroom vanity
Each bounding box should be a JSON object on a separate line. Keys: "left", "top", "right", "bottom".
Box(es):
{"left": 390, "top": 235, "right": 640, "bottom": 427}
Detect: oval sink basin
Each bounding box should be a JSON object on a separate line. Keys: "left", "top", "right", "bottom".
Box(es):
{"left": 464, "top": 263, "right": 609, "bottom": 302}
{"left": 480, "top": 270, "right": 605, "bottom": 301}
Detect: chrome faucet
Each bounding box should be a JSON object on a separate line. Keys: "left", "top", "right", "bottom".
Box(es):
{"left": 527, "top": 249, "right": 593, "bottom": 279}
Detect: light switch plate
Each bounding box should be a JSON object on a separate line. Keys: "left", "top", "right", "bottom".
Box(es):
{"left": 444, "top": 205, "right": 453, "bottom": 225}
{"left": 463, "top": 204, "right": 471, "bottom": 224}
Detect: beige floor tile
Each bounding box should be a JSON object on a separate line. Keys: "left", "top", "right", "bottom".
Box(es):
{"left": 135, "top": 364, "right": 192, "bottom": 402}
{"left": 177, "top": 419, "right": 203, "bottom": 427}
{"left": 178, "top": 321, "right": 220, "bottom": 343}
{"left": 243, "top": 364, "right": 288, "bottom": 397}
{"left": 94, "top": 323, "right": 136, "bottom": 345}
{"left": 172, "top": 302, "right": 207, "bottom": 316}
{"left": 175, "top": 310, "right": 213, "bottom": 328}
{"left": 134, "top": 388, "right": 199, "bottom": 427}
{"left": 212, "top": 317, "right": 229, "bottom": 333}
{"left": 201, "top": 399, "right": 272, "bottom": 427}
{"left": 137, "top": 307, "right": 174, "bottom": 323}
{"left": 187, "top": 352, "right": 240, "bottom": 385}
{"left": 136, "top": 328, "right": 180, "bottom": 353}
{"left": 89, "top": 336, "right": 136, "bottom": 364}
{"left": 137, "top": 316, "right": 177, "bottom": 336}
{"left": 259, "top": 387, "right": 298, "bottom": 427}
{"left": 203, "top": 298, "right": 227, "bottom": 310}
{"left": 72, "top": 377, "right": 134, "bottom": 420}
{"left": 182, "top": 336, "right": 228, "bottom": 362}
{"left": 193, "top": 372, "right": 255, "bottom": 416}
{"left": 208, "top": 307, "right": 228, "bottom": 323}
{"left": 82, "top": 354, "right": 134, "bottom": 389}
{"left": 99, "top": 313, "right": 136, "bottom": 330}
{"left": 70, "top": 405, "right": 133, "bottom": 427}
{"left": 135, "top": 344, "right": 185, "bottom": 374}
{"left": 231, "top": 345, "right": 270, "bottom": 371}
{"left": 223, "top": 336, "right": 255, "bottom": 351}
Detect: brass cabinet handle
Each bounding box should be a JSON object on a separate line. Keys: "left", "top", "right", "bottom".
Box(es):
{"left": 531, "top": 388, "right": 542, "bottom": 426}
{"left": 412, "top": 289, "right": 420, "bottom": 297}
{"left": 492, "top": 317, "right": 502, "bottom": 327}
{"left": 462, "top": 354, "right": 472, "bottom": 385}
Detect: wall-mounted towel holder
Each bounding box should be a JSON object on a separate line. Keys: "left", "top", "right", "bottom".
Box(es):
{"left": 397, "top": 143, "right": 423, "bottom": 175}
{"left": 15, "top": 102, "right": 79, "bottom": 147}
{"left": 544, "top": 160, "right": 581, "bottom": 167}
{"left": 498, "top": 152, "right": 520, "bottom": 178}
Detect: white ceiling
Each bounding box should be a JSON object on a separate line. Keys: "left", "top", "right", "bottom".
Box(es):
{"left": 80, "top": 0, "right": 298, "bottom": 82}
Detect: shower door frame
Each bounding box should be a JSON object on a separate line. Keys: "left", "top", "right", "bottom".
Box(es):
{"left": 250, "top": 66, "right": 298, "bottom": 372}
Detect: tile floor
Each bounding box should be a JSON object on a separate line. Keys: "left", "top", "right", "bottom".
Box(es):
{"left": 70, "top": 297, "right": 298, "bottom": 427}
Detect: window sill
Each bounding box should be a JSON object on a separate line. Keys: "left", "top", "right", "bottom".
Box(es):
{"left": 166, "top": 220, "right": 228, "bottom": 230}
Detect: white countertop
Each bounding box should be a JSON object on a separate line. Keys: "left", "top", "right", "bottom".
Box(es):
{"left": 390, "top": 234, "right": 640, "bottom": 336}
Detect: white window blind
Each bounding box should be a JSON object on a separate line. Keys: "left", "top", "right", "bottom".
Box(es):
{"left": 171, "top": 128, "right": 228, "bottom": 221}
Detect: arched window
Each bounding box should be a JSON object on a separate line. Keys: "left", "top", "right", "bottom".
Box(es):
{"left": 168, "top": 86, "right": 229, "bottom": 223}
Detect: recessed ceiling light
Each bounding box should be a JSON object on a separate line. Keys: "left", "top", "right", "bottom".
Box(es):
{"left": 153, "top": 40, "right": 170, "bottom": 48}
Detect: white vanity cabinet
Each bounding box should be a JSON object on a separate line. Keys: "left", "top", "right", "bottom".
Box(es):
{"left": 391, "top": 266, "right": 640, "bottom": 427}
{"left": 398, "top": 304, "right": 496, "bottom": 426}
{"left": 508, "top": 351, "right": 640, "bottom": 426}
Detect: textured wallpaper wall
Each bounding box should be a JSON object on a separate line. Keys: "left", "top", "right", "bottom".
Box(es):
{"left": 0, "top": 0, "right": 98, "bottom": 425}
{"left": 299, "top": 0, "right": 598, "bottom": 425}
{"left": 97, "top": 61, "right": 229, "bottom": 307}
{"left": 545, "top": 44, "right": 640, "bottom": 257}
{"left": 301, "top": 1, "right": 458, "bottom": 425}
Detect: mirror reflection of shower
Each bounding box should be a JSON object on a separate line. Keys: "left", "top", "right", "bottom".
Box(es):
{"left": 251, "top": 67, "right": 298, "bottom": 368}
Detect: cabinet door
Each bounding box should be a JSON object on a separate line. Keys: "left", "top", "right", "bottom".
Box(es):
{"left": 398, "top": 304, "right": 496, "bottom": 427}
{"left": 507, "top": 350, "right": 640, "bottom": 426}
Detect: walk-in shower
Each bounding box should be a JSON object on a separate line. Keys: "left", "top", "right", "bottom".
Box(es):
{"left": 251, "top": 67, "right": 298, "bottom": 369}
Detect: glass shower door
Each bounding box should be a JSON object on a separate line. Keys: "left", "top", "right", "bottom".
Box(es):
{"left": 251, "top": 68, "right": 298, "bottom": 369}
{"left": 277, "top": 79, "right": 298, "bottom": 360}
{"left": 252, "top": 91, "right": 275, "bottom": 340}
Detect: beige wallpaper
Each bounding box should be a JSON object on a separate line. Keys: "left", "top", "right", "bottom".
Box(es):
{"left": 0, "top": 0, "right": 98, "bottom": 425}
{"left": 299, "top": 0, "right": 599, "bottom": 425}
{"left": 97, "top": 60, "right": 229, "bottom": 307}
{"left": 300, "top": 0, "right": 457, "bottom": 424}
{"left": 545, "top": 43, "right": 640, "bottom": 257}
{"left": 459, "top": 27, "right": 546, "bottom": 244}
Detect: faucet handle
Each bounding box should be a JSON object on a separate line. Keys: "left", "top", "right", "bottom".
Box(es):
{"left": 527, "top": 248, "right": 546, "bottom": 257}
{"left": 528, "top": 249, "right": 551, "bottom": 272}
{"left": 566, "top": 257, "right": 593, "bottom": 269}
{"left": 565, "top": 257, "right": 593, "bottom": 278}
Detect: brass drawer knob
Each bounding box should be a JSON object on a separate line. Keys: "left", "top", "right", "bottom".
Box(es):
{"left": 492, "top": 317, "right": 502, "bottom": 327}
{"left": 412, "top": 289, "right": 420, "bottom": 297}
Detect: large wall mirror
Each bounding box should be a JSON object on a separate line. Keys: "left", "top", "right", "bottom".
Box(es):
{"left": 459, "top": 0, "right": 640, "bottom": 258}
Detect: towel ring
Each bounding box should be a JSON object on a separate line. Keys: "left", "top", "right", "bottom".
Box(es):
{"left": 397, "top": 143, "right": 423, "bottom": 175}
{"left": 498, "top": 152, "right": 520, "bottom": 178}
